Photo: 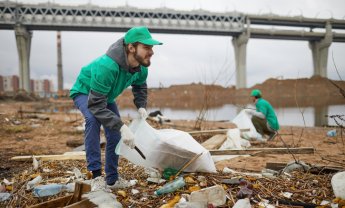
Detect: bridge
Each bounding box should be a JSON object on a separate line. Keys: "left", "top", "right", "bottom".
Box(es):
{"left": 1, "top": 1, "right": 345, "bottom": 91}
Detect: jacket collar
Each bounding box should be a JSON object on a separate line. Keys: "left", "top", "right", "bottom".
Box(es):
{"left": 106, "top": 37, "right": 141, "bottom": 74}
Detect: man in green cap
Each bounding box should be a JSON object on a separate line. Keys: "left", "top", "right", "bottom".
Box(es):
{"left": 246, "top": 89, "right": 279, "bottom": 141}
{"left": 70, "top": 26, "right": 162, "bottom": 191}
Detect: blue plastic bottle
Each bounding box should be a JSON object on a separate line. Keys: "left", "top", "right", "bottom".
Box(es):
{"left": 327, "top": 129, "right": 336, "bottom": 137}
{"left": 33, "top": 184, "right": 66, "bottom": 197}
{"left": 154, "top": 177, "right": 185, "bottom": 196}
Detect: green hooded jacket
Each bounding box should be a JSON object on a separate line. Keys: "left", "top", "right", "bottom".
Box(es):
{"left": 69, "top": 53, "right": 147, "bottom": 103}
{"left": 69, "top": 37, "right": 148, "bottom": 131}
{"left": 255, "top": 98, "right": 280, "bottom": 130}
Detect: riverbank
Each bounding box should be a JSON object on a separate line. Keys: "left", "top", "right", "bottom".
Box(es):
{"left": 1, "top": 99, "right": 344, "bottom": 207}
{"left": 0, "top": 100, "right": 344, "bottom": 179}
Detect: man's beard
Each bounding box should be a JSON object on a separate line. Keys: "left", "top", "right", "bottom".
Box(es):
{"left": 134, "top": 51, "right": 151, "bottom": 67}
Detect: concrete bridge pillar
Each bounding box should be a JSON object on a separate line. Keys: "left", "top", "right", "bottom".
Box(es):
{"left": 308, "top": 22, "right": 333, "bottom": 77}
{"left": 15, "top": 25, "right": 32, "bottom": 93}
{"left": 314, "top": 106, "right": 328, "bottom": 126}
{"left": 232, "top": 22, "right": 250, "bottom": 89}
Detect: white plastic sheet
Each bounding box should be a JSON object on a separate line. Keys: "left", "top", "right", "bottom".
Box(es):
{"left": 219, "top": 128, "right": 251, "bottom": 150}
{"left": 232, "top": 110, "right": 262, "bottom": 140}
{"left": 116, "top": 119, "right": 216, "bottom": 173}
{"left": 331, "top": 171, "right": 345, "bottom": 199}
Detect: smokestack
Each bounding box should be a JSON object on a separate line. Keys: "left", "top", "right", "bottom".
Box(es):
{"left": 57, "top": 31, "right": 63, "bottom": 92}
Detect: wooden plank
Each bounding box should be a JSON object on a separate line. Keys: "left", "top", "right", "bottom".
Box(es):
{"left": 29, "top": 195, "right": 72, "bottom": 208}
{"left": 209, "top": 147, "right": 315, "bottom": 155}
{"left": 267, "top": 162, "right": 345, "bottom": 173}
{"left": 11, "top": 153, "right": 86, "bottom": 161}
{"left": 66, "top": 140, "right": 84, "bottom": 148}
{"left": 175, "top": 152, "right": 203, "bottom": 178}
{"left": 67, "top": 140, "right": 105, "bottom": 148}
{"left": 67, "top": 182, "right": 91, "bottom": 205}
{"left": 188, "top": 128, "right": 250, "bottom": 135}
{"left": 11, "top": 153, "right": 106, "bottom": 161}
{"left": 17, "top": 110, "right": 46, "bottom": 114}
{"left": 310, "top": 165, "right": 344, "bottom": 174}
{"left": 266, "top": 162, "right": 287, "bottom": 171}
{"left": 30, "top": 183, "right": 92, "bottom": 208}
{"left": 201, "top": 134, "right": 227, "bottom": 150}
{"left": 188, "top": 129, "right": 228, "bottom": 135}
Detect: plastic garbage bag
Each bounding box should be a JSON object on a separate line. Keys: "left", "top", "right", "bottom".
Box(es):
{"left": 233, "top": 198, "right": 251, "bottom": 208}
{"left": 232, "top": 110, "right": 262, "bottom": 140}
{"left": 116, "top": 119, "right": 216, "bottom": 173}
{"left": 331, "top": 171, "right": 345, "bottom": 199}
{"left": 83, "top": 190, "right": 122, "bottom": 208}
{"left": 219, "top": 128, "right": 251, "bottom": 150}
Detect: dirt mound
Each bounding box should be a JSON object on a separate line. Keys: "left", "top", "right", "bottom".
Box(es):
{"left": 116, "top": 77, "right": 345, "bottom": 109}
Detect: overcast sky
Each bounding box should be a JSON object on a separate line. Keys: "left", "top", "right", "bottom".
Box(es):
{"left": 0, "top": 0, "right": 344, "bottom": 90}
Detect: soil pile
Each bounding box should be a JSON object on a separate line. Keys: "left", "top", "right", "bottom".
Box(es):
{"left": 117, "top": 76, "right": 345, "bottom": 109}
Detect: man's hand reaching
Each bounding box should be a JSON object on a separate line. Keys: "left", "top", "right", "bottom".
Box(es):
{"left": 138, "top": 108, "right": 148, "bottom": 119}
{"left": 245, "top": 109, "right": 255, "bottom": 115}
{"left": 120, "top": 125, "right": 135, "bottom": 149}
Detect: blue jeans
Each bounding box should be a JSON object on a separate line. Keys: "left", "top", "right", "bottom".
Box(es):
{"left": 73, "top": 94, "right": 120, "bottom": 185}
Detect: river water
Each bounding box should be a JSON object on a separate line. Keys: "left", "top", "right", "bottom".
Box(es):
{"left": 119, "top": 104, "right": 344, "bottom": 127}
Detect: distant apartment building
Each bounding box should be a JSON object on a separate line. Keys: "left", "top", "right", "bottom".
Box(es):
{"left": 0, "top": 76, "right": 3, "bottom": 92}
{"left": 0, "top": 75, "right": 54, "bottom": 97}
{"left": 1, "top": 75, "right": 19, "bottom": 92}
{"left": 33, "top": 79, "right": 54, "bottom": 97}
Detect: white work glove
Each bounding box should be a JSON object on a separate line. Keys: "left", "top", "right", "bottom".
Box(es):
{"left": 245, "top": 109, "right": 265, "bottom": 119}
{"left": 245, "top": 109, "right": 255, "bottom": 115}
{"left": 120, "top": 125, "right": 135, "bottom": 149}
{"left": 138, "top": 108, "right": 148, "bottom": 119}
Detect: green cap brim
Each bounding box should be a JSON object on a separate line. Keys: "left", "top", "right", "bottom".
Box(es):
{"left": 139, "top": 38, "right": 163, "bottom": 45}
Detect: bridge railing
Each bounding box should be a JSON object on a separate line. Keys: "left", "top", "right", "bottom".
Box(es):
{"left": 0, "top": 2, "right": 245, "bottom": 33}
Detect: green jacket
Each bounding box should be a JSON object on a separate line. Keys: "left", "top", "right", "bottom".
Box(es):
{"left": 255, "top": 98, "right": 279, "bottom": 130}
{"left": 70, "top": 54, "right": 147, "bottom": 103}
{"left": 69, "top": 37, "right": 148, "bottom": 131}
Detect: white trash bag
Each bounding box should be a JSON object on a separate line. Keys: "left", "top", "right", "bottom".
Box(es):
{"left": 331, "top": 171, "right": 345, "bottom": 199}
{"left": 116, "top": 119, "right": 216, "bottom": 173}
{"left": 219, "top": 128, "right": 251, "bottom": 150}
{"left": 232, "top": 110, "right": 262, "bottom": 140}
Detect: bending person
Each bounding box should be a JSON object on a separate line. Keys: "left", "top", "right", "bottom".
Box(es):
{"left": 246, "top": 89, "right": 279, "bottom": 141}
{"left": 70, "top": 26, "right": 162, "bottom": 191}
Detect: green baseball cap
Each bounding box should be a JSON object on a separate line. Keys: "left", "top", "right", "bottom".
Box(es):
{"left": 251, "top": 89, "right": 262, "bottom": 97}
{"left": 124, "top": 26, "right": 162, "bottom": 46}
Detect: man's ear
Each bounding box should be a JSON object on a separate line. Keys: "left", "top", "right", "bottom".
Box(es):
{"left": 127, "top": 44, "right": 136, "bottom": 53}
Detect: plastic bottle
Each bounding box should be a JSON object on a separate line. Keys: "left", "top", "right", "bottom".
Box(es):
{"left": 154, "top": 177, "right": 185, "bottom": 196}
{"left": 0, "top": 193, "right": 11, "bottom": 202}
{"left": 26, "top": 175, "right": 42, "bottom": 190}
{"left": 327, "top": 129, "right": 337, "bottom": 137}
{"left": 33, "top": 184, "right": 67, "bottom": 197}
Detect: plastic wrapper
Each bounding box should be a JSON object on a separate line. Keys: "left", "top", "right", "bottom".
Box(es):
{"left": 116, "top": 119, "right": 216, "bottom": 173}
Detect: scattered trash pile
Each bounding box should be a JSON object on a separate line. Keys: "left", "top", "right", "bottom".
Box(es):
{"left": 1, "top": 156, "right": 345, "bottom": 207}
{"left": 1, "top": 111, "right": 345, "bottom": 207}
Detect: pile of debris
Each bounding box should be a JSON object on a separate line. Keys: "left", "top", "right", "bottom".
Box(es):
{"left": 1, "top": 156, "right": 344, "bottom": 207}
{"left": 1, "top": 106, "right": 345, "bottom": 207}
